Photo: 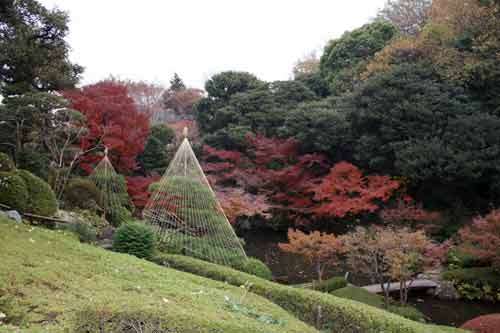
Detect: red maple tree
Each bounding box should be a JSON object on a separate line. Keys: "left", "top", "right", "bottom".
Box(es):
{"left": 459, "top": 209, "right": 500, "bottom": 271}
{"left": 310, "top": 161, "right": 400, "bottom": 218}
{"left": 63, "top": 81, "right": 150, "bottom": 173}
{"left": 126, "top": 175, "right": 161, "bottom": 209}
{"left": 203, "top": 135, "right": 402, "bottom": 224}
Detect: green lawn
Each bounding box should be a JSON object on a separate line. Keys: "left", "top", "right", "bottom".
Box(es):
{"left": 332, "top": 286, "right": 425, "bottom": 321}
{"left": 0, "top": 218, "right": 316, "bottom": 333}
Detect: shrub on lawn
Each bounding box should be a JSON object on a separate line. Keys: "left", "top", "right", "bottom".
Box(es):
{"left": 64, "top": 178, "right": 102, "bottom": 210}
{"left": 113, "top": 221, "right": 156, "bottom": 259}
{"left": 442, "top": 267, "right": 500, "bottom": 301}
{"left": 460, "top": 314, "right": 500, "bottom": 333}
{"left": 316, "top": 276, "right": 348, "bottom": 293}
{"left": 0, "top": 153, "right": 15, "bottom": 172}
{"left": 15, "top": 169, "right": 57, "bottom": 216}
{"left": 59, "top": 221, "right": 98, "bottom": 243}
{"left": 0, "top": 171, "right": 29, "bottom": 212}
{"left": 151, "top": 253, "right": 460, "bottom": 333}
{"left": 106, "top": 206, "right": 132, "bottom": 227}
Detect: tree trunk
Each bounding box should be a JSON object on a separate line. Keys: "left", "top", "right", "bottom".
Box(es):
{"left": 381, "top": 281, "right": 390, "bottom": 308}
{"left": 316, "top": 262, "right": 323, "bottom": 282}
{"left": 400, "top": 281, "right": 405, "bottom": 305}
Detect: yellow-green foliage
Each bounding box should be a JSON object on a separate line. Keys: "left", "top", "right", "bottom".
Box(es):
{"left": 0, "top": 171, "right": 29, "bottom": 211}
{"left": 0, "top": 153, "right": 15, "bottom": 172}
{"left": 152, "top": 254, "right": 466, "bottom": 333}
{"left": 14, "top": 169, "right": 57, "bottom": 216}
{"left": 0, "top": 218, "right": 316, "bottom": 333}
{"left": 442, "top": 268, "right": 500, "bottom": 302}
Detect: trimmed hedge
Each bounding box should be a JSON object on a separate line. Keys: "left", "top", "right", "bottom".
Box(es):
{"left": 0, "top": 171, "right": 29, "bottom": 212}
{"left": 316, "top": 276, "right": 348, "bottom": 293}
{"left": 442, "top": 267, "right": 500, "bottom": 301}
{"left": 0, "top": 153, "right": 15, "bottom": 172}
{"left": 113, "top": 221, "right": 156, "bottom": 259}
{"left": 151, "top": 254, "right": 463, "bottom": 333}
{"left": 234, "top": 257, "right": 273, "bottom": 280}
{"left": 15, "top": 169, "right": 58, "bottom": 216}
{"left": 332, "top": 286, "right": 425, "bottom": 322}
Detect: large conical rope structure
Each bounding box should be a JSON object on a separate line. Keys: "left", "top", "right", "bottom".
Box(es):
{"left": 89, "top": 148, "right": 129, "bottom": 225}
{"left": 143, "top": 128, "right": 247, "bottom": 266}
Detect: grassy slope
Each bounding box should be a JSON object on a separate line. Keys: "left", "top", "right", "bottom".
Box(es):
{"left": 154, "top": 254, "right": 466, "bottom": 333}
{"left": 0, "top": 218, "right": 316, "bottom": 333}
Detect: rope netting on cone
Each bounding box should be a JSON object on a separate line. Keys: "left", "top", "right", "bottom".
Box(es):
{"left": 143, "top": 129, "right": 247, "bottom": 266}
{"left": 88, "top": 150, "right": 130, "bottom": 225}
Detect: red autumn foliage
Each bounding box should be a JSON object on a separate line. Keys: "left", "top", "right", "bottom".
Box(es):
{"left": 461, "top": 314, "right": 500, "bottom": 333}
{"left": 459, "top": 209, "right": 500, "bottom": 271}
{"left": 203, "top": 135, "right": 403, "bottom": 224}
{"left": 163, "top": 88, "right": 204, "bottom": 116}
{"left": 126, "top": 175, "right": 161, "bottom": 209}
{"left": 380, "top": 196, "right": 441, "bottom": 223}
{"left": 311, "top": 161, "right": 400, "bottom": 218}
{"left": 63, "top": 81, "right": 150, "bottom": 173}
{"left": 215, "top": 186, "right": 270, "bottom": 224}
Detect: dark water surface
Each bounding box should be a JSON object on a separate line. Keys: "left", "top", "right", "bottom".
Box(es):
{"left": 408, "top": 292, "right": 500, "bottom": 327}
{"left": 241, "top": 229, "right": 500, "bottom": 327}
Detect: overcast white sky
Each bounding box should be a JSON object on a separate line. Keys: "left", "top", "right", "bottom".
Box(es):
{"left": 39, "top": 0, "right": 387, "bottom": 89}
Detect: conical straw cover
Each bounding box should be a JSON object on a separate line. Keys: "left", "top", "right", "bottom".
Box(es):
{"left": 143, "top": 137, "right": 247, "bottom": 266}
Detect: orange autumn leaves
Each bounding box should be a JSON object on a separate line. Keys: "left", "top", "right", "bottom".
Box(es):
{"left": 279, "top": 229, "right": 346, "bottom": 282}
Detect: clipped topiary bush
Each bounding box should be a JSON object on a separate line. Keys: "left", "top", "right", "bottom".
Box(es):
{"left": 60, "top": 221, "right": 97, "bottom": 244}
{"left": 16, "top": 151, "right": 51, "bottom": 180}
{"left": 0, "top": 171, "right": 29, "bottom": 212}
{"left": 234, "top": 257, "right": 273, "bottom": 280}
{"left": 14, "top": 169, "right": 57, "bottom": 217}
{"left": 316, "top": 276, "right": 348, "bottom": 293}
{"left": 63, "top": 178, "right": 102, "bottom": 210}
{"left": 106, "top": 206, "right": 132, "bottom": 227}
{"left": 0, "top": 153, "right": 15, "bottom": 172}
{"left": 461, "top": 314, "right": 500, "bottom": 333}
{"left": 113, "top": 221, "right": 156, "bottom": 259}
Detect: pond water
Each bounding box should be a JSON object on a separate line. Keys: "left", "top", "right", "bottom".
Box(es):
{"left": 408, "top": 292, "right": 500, "bottom": 327}
{"left": 241, "top": 229, "right": 500, "bottom": 327}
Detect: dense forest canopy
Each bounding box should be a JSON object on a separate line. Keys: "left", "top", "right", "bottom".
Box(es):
{"left": 1, "top": 0, "right": 499, "bottom": 234}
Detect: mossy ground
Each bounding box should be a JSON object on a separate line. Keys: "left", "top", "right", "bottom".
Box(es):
{"left": 0, "top": 218, "right": 316, "bottom": 333}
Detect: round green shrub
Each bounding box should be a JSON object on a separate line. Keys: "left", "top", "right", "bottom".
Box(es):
{"left": 60, "top": 221, "right": 97, "bottom": 244}
{"left": 106, "top": 206, "right": 132, "bottom": 227}
{"left": 0, "top": 171, "right": 29, "bottom": 211}
{"left": 235, "top": 257, "right": 273, "bottom": 280}
{"left": 316, "top": 276, "right": 348, "bottom": 293}
{"left": 113, "top": 221, "right": 156, "bottom": 259}
{"left": 64, "top": 178, "right": 102, "bottom": 210}
{"left": 15, "top": 169, "right": 58, "bottom": 216}
{"left": 0, "top": 153, "right": 15, "bottom": 172}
